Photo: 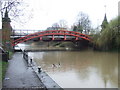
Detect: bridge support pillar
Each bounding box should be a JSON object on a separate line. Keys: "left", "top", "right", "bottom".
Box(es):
{"left": 64, "top": 35, "right": 66, "bottom": 40}
{"left": 75, "top": 37, "right": 78, "bottom": 40}
{"left": 40, "top": 37, "right": 42, "bottom": 41}
{"left": 52, "top": 35, "right": 54, "bottom": 40}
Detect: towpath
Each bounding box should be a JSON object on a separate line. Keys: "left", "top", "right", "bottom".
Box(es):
{"left": 2, "top": 52, "right": 46, "bottom": 89}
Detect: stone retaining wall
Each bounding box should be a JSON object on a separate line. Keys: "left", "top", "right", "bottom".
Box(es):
{"left": 22, "top": 50, "right": 63, "bottom": 90}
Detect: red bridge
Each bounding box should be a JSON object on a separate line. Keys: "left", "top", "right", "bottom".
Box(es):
{"left": 12, "top": 30, "right": 91, "bottom": 46}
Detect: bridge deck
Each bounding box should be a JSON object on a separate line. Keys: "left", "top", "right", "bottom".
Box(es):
{"left": 11, "top": 30, "right": 91, "bottom": 46}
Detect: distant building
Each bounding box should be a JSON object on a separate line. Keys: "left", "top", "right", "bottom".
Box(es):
{"left": 46, "top": 27, "right": 68, "bottom": 30}
{"left": 101, "top": 13, "right": 108, "bottom": 30}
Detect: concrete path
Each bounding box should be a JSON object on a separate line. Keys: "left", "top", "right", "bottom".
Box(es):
{"left": 2, "top": 52, "right": 46, "bottom": 89}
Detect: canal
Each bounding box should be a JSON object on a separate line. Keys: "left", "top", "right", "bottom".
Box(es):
{"left": 18, "top": 42, "right": 118, "bottom": 88}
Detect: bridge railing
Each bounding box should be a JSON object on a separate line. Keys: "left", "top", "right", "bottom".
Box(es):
{"left": 11, "top": 29, "right": 44, "bottom": 36}
{"left": 12, "top": 30, "right": 92, "bottom": 46}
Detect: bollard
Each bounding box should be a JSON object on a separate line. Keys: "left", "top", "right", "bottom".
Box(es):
{"left": 25, "top": 54, "right": 28, "bottom": 60}
{"left": 30, "top": 58, "right": 32, "bottom": 64}
{"left": 23, "top": 50, "right": 24, "bottom": 52}
{"left": 23, "top": 53, "right": 28, "bottom": 64}
{"left": 23, "top": 50, "right": 30, "bottom": 66}
{"left": 23, "top": 50, "right": 26, "bottom": 59}
{"left": 38, "top": 67, "right": 42, "bottom": 73}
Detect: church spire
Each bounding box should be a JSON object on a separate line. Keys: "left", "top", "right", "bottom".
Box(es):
{"left": 4, "top": 8, "right": 9, "bottom": 18}
{"left": 2, "top": 8, "right": 11, "bottom": 22}
{"left": 101, "top": 5, "right": 108, "bottom": 30}
{"left": 104, "top": 13, "right": 108, "bottom": 23}
{"left": 101, "top": 13, "right": 108, "bottom": 30}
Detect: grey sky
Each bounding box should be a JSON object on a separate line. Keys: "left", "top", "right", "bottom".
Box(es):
{"left": 0, "top": 0, "right": 119, "bottom": 30}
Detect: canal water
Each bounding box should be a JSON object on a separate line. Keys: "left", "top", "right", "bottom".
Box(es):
{"left": 18, "top": 43, "right": 118, "bottom": 88}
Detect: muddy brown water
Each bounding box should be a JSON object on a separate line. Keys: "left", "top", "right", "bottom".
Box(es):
{"left": 18, "top": 43, "right": 118, "bottom": 88}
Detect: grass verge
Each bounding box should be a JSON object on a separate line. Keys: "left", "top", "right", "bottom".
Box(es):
{"left": 0, "top": 61, "right": 8, "bottom": 81}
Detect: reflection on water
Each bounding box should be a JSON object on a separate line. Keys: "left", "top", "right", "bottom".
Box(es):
{"left": 18, "top": 43, "right": 118, "bottom": 88}
{"left": 28, "top": 51, "right": 118, "bottom": 88}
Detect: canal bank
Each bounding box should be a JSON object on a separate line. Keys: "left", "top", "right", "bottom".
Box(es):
{"left": 28, "top": 50, "right": 118, "bottom": 88}
{"left": 15, "top": 43, "right": 118, "bottom": 88}
{"left": 2, "top": 52, "right": 62, "bottom": 89}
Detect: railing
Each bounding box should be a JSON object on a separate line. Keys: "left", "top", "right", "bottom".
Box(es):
{"left": 12, "top": 30, "right": 91, "bottom": 46}
{"left": 11, "top": 29, "right": 44, "bottom": 36}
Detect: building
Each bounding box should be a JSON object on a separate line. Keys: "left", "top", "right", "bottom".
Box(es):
{"left": 2, "top": 8, "right": 12, "bottom": 49}
{"left": 101, "top": 13, "right": 108, "bottom": 30}
{"left": 46, "top": 27, "right": 68, "bottom": 31}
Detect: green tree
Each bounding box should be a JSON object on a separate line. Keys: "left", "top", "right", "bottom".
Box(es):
{"left": 95, "top": 16, "right": 120, "bottom": 50}
{"left": 73, "top": 25, "right": 77, "bottom": 31}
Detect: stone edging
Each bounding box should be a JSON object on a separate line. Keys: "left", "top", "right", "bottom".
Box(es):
{"left": 22, "top": 50, "right": 63, "bottom": 90}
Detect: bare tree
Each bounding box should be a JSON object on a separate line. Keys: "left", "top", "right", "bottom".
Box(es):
{"left": 58, "top": 20, "right": 68, "bottom": 29}
{"left": 1, "top": 0, "right": 23, "bottom": 18}
{"left": 74, "top": 12, "right": 91, "bottom": 34}
{"left": 52, "top": 20, "right": 68, "bottom": 30}
{"left": 52, "top": 22, "right": 60, "bottom": 30}
{"left": 0, "top": 0, "right": 32, "bottom": 25}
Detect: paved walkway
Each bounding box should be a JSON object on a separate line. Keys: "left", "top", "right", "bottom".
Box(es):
{"left": 2, "top": 52, "right": 46, "bottom": 89}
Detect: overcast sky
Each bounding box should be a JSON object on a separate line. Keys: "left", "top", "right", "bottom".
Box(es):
{"left": 0, "top": 0, "right": 119, "bottom": 30}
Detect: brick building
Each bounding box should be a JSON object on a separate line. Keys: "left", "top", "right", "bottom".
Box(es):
{"left": 2, "top": 8, "right": 12, "bottom": 46}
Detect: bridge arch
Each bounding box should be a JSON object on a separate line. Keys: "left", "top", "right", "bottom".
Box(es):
{"left": 12, "top": 30, "right": 91, "bottom": 46}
